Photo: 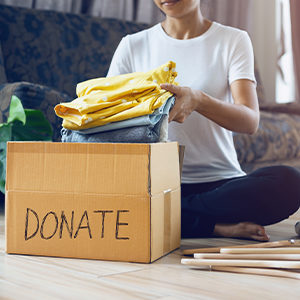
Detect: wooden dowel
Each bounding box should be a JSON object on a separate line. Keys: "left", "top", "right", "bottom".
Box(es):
{"left": 181, "top": 258, "right": 300, "bottom": 269}
{"left": 220, "top": 247, "right": 300, "bottom": 254}
{"left": 211, "top": 266, "right": 300, "bottom": 280}
{"left": 194, "top": 253, "right": 300, "bottom": 260}
{"left": 183, "top": 239, "right": 300, "bottom": 255}
{"left": 183, "top": 246, "right": 229, "bottom": 255}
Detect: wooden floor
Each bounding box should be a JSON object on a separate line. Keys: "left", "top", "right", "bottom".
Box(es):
{"left": 1, "top": 203, "right": 300, "bottom": 300}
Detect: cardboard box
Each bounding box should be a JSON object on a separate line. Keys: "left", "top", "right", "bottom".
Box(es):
{"left": 5, "top": 142, "right": 181, "bottom": 263}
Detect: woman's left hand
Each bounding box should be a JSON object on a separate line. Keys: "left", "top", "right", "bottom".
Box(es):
{"left": 160, "top": 83, "right": 198, "bottom": 123}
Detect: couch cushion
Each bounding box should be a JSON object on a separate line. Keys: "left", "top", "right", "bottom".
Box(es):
{"left": 0, "top": 82, "right": 71, "bottom": 141}
{"left": 240, "top": 158, "right": 300, "bottom": 174}
{"left": 0, "top": 44, "right": 7, "bottom": 84}
{"left": 234, "top": 111, "right": 300, "bottom": 165}
{"left": 0, "top": 4, "right": 148, "bottom": 97}
{"left": 260, "top": 102, "right": 300, "bottom": 115}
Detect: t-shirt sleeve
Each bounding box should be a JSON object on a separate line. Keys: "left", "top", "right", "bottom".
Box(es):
{"left": 228, "top": 31, "right": 256, "bottom": 86}
{"left": 107, "top": 36, "right": 133, "bottom": 77}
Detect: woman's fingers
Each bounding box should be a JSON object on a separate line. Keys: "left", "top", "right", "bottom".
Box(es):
{"left": 161, "top": 83, "right": 181, "bottom": 122}
{"left": 169, "top": 101, "right": 181, "bottom": 122}
{"left": 160, "top": 84, "right": 195, "bottom": 123}
{"left": 160, "top": 83, "right": 180, "bottom": 94}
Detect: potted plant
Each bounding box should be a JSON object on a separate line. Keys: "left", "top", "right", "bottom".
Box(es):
{"left": 0, "top": 95, "right": 53, "bottom": 194}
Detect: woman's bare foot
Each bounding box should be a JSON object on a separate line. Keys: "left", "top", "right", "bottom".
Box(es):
{"left": 214, "top": 222, "right": 269, "bottom": 241}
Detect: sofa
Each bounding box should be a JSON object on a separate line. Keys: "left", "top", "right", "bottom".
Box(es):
{"left": 1, "top": 4, "right": 300, "bottom": 176}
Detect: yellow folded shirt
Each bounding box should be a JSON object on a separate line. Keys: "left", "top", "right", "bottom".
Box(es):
{"left": 54, "top": 61, "right": 177, "bottom": 130}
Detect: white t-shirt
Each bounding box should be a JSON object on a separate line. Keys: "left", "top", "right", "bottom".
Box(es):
{"left": 107, "top": 22, "right": 256, "bottom": 183}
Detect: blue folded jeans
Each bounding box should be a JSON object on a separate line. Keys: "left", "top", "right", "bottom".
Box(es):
{"left": 61, "top": 117, "right": 165, "bottom": 143}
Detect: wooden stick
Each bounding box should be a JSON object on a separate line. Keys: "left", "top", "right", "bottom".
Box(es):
{"left": 211, "top": 266, "right": 300, "bottom": 280}
{"left": 220, "top": 247, "right": 300, "bottom": 254}
{"left": 182, "top": 239, "right": 300, "bottom": 255}
{"left": 181, "top": 258, "right": 300, "bottom": 269}
{"left": 194, "top": 253, "right": 300, "bottom": 260}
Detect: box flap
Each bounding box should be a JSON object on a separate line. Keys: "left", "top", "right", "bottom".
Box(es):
{"left": 6, "top": 142, "right": 150, "bottom": 196}
{"left": 150, "top": 188, "right": 181, "bottom": 261}
{"left": 150, "top": 142, "right": 180, "bottom": 195}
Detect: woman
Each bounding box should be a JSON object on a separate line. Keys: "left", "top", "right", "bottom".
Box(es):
{"left": 107, "top": 0, "right": 300, "bottom": 241}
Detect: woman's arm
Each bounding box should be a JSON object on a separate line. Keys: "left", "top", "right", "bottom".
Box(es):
{"left": 161, "top": 78, "right": 259, "bottom": 135}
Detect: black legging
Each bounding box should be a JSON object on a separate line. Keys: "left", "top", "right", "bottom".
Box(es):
{"left": 181, "top": 166, "right": 300, "bottom": 238}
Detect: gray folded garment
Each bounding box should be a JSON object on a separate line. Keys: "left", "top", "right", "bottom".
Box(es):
{"left": 61, "top": 117, "right": 164, "bottom": 143}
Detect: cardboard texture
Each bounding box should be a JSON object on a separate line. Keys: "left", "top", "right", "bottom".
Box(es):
{"left": 5, "top": 142, "right": 181, "bottom": 263}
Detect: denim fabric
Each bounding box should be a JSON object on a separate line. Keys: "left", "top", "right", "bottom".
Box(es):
{"left": 61, "top": 117, "right": 164, "bottom": 143}
{"left": 75, "top": 96, "right": 175, "bottom": 134}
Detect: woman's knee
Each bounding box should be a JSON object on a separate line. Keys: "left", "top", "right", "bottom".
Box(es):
{"left": 270, "top": 166, "right": 300, "bottom": 213}
{"left": 251, "top": 166, "right": 300, "bottom": 217}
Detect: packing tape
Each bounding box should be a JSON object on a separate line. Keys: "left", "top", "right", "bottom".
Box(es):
{"left": 163, "top": 189, "right": 171, "bottom": 253}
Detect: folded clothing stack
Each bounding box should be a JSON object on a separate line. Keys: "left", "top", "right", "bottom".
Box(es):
{"left": 54, "top": 61, "right": 177, "bottom": 143}
{"left": 61, "top": 96, "right": 175, "bottom": 143}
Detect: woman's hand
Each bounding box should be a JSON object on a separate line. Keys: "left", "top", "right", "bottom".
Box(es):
{"left": 160, "top": 83, "right": 199, "bottom": 123}
{"left": 161, "top": 79, "right": 259, "bottom": 134}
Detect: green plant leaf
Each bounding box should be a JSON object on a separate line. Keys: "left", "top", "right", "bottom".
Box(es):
{"left": 7, "top": 95, "right": 26, "bottom": 125}
{"left": 0, "top": 95, "right": 53, "bottom": 194}
{"left": 0, "top": 122, "right": 12, "bottom": 141}
{"left": 12, "top": 109, "right": 53, "bottom": 141}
